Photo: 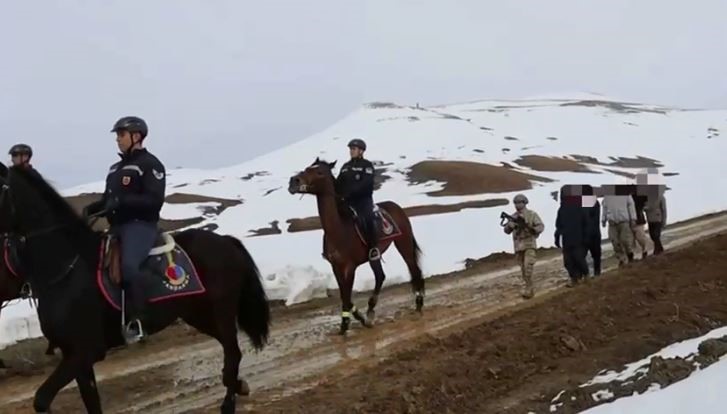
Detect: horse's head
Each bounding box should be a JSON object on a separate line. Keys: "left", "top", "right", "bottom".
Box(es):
{"left": 288, "top": 157, "right": 337, "bottom": 195}
{"left": 0, "top": 162, "right": 92, "bottom": 240}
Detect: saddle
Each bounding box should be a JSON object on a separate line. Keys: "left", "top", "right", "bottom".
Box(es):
{"left": 102, "top": 233, "right": 169, "bottom": 285}
{"left": 96, "top": 231, "right": 206, "bottom": 311}
{"left": 348, "top": 204, "right": 402, "bottom": 243}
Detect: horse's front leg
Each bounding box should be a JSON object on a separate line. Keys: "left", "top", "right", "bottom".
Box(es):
{"left": 366, "top": 258, "right": 386, "bottom": 325}
{"left": 34, "top": 354, "right": 86, "bottom": 413}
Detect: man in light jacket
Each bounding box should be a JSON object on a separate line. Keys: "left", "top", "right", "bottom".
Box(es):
{"left": 644, "top": 186, "right": 667, "bottom": 255}
{"left": 601, "top": 184, "right": 636, "bottom": 267}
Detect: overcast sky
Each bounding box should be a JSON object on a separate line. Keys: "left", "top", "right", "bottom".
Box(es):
{"left": 1, "top": 0, "right": 725, "bottom": 187}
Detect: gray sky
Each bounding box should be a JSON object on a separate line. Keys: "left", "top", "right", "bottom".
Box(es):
{"left": 2, "top": 0, "right": 725, "bottom": 187}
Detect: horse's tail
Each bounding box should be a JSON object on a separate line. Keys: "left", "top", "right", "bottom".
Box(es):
{"left": 224, "top": 235, "right": 270, "bottom": 351}
{"left": 382, "top": 201, "right": 425, "bottom": 295}
{"left": 409, "top": 233, "right": 425, "bottom": 294}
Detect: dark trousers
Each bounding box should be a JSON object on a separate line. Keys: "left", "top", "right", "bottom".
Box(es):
{"left": 648, "top": 222, "right": 664, "bottom": 254}
{"left": 586, "top": 236, "right": 602, "bottom": 275}
{"left": 563, "top": 245, "right": 589, "bottom": 280}
{"left": 116, "top": 220, "right": 158, "bottom": 318}
{"left": 350, "top": 197, "right": 378, "bottom": 249}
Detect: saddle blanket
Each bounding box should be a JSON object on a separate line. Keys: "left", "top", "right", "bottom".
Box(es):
{"left": 96, "top": 232, "right": 206, "bottom": 311}
{"left": 350, "top": 204, "right": 403, "bottom": 244}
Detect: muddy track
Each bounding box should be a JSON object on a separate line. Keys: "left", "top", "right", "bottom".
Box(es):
{"left": 1, "top": 212, "right": 727, "bottom": 413}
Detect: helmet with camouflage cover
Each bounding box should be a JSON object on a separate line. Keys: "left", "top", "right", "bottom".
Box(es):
{"left": 513, "top": 193, "right": 528, "bottom": 204}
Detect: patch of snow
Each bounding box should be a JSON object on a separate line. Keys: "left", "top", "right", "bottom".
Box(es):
{"left": 583, "top": 326, "right": 727, "bottom": 386}
{"left": 580, "top": 355, "right": 727, "bottom": 413}
{"left": 591, "top": 389, "right": 614, "bottom": 402}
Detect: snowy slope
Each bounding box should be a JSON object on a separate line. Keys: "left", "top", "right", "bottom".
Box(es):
{"left": 576, "top": 327, "right": 727, "bottom": 413}
{"left": 3, "top": 94, "right": 727, "bottom": 348}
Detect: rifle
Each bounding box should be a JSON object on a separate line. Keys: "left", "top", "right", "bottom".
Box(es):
{"left": 500, "top": 211, "right": 535, "bottom": 233}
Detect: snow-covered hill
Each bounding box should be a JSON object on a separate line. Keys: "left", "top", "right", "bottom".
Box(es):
{"left": 64, "top": 94, "right": 727, "bottom": 304}
{"left": 3, "top": 94, "right": 727, "bottom": 348}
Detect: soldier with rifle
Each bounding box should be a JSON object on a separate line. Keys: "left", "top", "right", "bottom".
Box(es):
{"left": 500, "top": 194, "right": 544, "bottom": 299}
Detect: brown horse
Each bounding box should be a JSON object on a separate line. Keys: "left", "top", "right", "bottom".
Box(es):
{"left": 288, "top": 158, "right": 424, "bottom": 335}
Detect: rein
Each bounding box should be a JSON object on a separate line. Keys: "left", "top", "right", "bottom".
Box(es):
{"left": 0, "top": 180, "right": 103, "bottom": 293}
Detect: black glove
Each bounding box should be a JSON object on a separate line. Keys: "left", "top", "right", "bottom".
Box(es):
{"left": 554, "top": 235, "right": 561, "bottom": 248}
{"left": 104, "top": 196, "right": 121, "bottom": 214}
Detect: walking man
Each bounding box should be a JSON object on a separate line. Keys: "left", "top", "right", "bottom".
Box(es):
{"left": 554, "top": 185, "right": 590, "bottom": 286}
{"left": 645, "top": 185, "right": 667, "bottom": 255}
{"left": 503, "top": 194, "right": 544, "bottom": 299}
{"left": 629, "top": 184, "right": 650, "bottom": 259}
{"left": 583, "top": 185, "right": 602, "bottom": 275}
{"left": 601, "top": 184, "right": 636, "bottom": 267}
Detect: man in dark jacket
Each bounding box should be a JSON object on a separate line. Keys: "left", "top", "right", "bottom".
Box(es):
{"left": 554, "top": 185, "right": 590, "bottom": 286}
{"left": 335, "top": 138, "right": 380, "bottom": 261}
{"left": 8, "top": 143, "right": 43, "bottom": 180}
{"left": 583, "top": 185, "right": 602, "bottom": 276}
{"left": 83, "top": 116, "right": 166, "bottom": 343}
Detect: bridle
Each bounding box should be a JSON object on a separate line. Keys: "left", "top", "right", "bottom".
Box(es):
{"left": 0, "top": 177, "right": 82, "bottom": 293}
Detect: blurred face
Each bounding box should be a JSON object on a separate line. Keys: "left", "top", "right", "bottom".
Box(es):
{"left": 10, "top": 152, "right": 29, "bottom": 166}
{"left": 349, "top": 146, "right": 363, "bottom": 158}
{"left": 514, "top": 200, "right": 526, "bottom": 211}
{"left": 116, "top": 130, "right": 139, "bottom": 152}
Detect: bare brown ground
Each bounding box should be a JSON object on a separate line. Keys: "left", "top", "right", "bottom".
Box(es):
{"left": 248, "top": 220, "right": 283, "bottom": 237}
{"left": 256, "top": 231, "right": 727, "bottom": 414}
{"left": 286, "top": 198, "right": 509, "bottom": 233}
{"left": 1, "top": 212, "right": 725, "bottom": 413}
{"left": 407, "top": 160, "right": 553, "bottom": 197}
{"left": 513, "top": 155, "right": 594, "bottom": 173}
{"left": 64, "top": 192, "right": 241, "bottom": 232}
{"left": 570, "top": 154, "right": 664, "bottom": 169}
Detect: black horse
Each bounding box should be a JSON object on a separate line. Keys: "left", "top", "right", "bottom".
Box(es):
{"left": 0, "top": 162, "right": 271, "bottom": 414}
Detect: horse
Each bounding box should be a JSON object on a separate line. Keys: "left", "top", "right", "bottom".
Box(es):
{"left": 288, "top": 157, "right": 425, "bottom": 335}
{"left": 0, "top": 233, "right": 59, "bottom": 357}
{"left": 0, "top": 162, "right": 271, "bottom": 414}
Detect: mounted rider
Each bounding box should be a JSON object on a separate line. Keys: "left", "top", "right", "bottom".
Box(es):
{"left": 83, "top": 116, "right": 166, "bottom": 343}
{"left": 8, "top": 143, "right": 42, "bottom": 180}
{"left": 335, "top": 138, "right": 380, "bottom": 261}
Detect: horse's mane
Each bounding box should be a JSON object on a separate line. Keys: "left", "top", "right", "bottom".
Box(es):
{"left": 9, "top": 166, "right": 96, "bottom": 240}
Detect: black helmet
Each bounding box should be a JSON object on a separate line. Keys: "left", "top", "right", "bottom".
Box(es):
{"left": 9, "top": 143, "right": 32, "bottom": 157}
{"left": 111, "top": 116, "right": 148, "bottom": 139}
{"left": 347, "top": 138, "right": 366, "bottom": 151}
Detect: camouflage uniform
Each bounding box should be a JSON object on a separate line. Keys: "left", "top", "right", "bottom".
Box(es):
{"left": 504, "top": 195, "right": 545, "bottom": 298}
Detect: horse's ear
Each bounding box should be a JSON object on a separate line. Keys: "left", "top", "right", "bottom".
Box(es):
{"left": 314, "top": 156, "right": 320, "bottom": 165}
{"left": 329, "top": 160, "right": 337, "bottom": 169}
{"left": 0, "top": 162, "right": 7, "bottom": 178}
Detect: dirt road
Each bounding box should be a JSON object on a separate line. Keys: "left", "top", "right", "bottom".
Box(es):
{"left": 1, "top": 211, "right": 726, "bottom": 413}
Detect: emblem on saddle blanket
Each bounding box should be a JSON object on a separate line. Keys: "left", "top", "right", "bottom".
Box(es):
{"left": 96, "top": 233, "right": 206, "bottom": 311}
{"left": 350, "top": 205, "right": 402, "bottom": 242}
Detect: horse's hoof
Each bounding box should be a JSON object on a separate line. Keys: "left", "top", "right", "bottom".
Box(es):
{"left": 415, "top": 297, "right": 424, "bottom": 313}
{"left": 237, "top": 379, "right": 250, "bottom": 396}
{"left": 220, "top": 393, "right": 236, "bottom": 414}
{"left": 366, "top": 309, "right": 376, "bottom": 324}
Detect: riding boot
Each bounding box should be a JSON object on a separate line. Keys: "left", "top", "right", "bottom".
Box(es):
{"left": 366, "top": 217, "right": 380, "bottom": 261}
{"left": 124, "top": 281, "right": 148, "bottom": 343}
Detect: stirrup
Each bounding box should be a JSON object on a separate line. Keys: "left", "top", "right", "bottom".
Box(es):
{"left": 123, "top": 319, "right": 145, "bottom": 344}
{"left": 368, "top": 247, "right": 381, "bottom": 261}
